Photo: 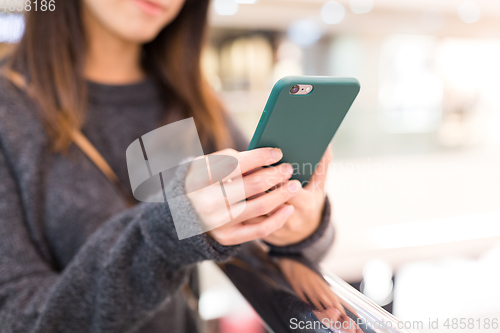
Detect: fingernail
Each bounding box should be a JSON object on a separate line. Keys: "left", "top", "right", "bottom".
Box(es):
{"left": 288, "top": 180, "right": 301, "bottom": 193}
{"left": 284, "top": 205, "right": 294, "bottom": 218}
{"left": 284, "top": 163, "right": 293, "bottom": 175}
{"left": 272, "top": 148, "right": 283, "bottom": 161}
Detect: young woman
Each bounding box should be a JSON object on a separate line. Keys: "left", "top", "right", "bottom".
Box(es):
{"left": 0, "top": 0, "right": 335, "bottom": 331}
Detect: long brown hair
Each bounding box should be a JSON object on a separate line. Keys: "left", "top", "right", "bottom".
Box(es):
{"left": 7, "top": 0, "right": 230, "bottom": 151}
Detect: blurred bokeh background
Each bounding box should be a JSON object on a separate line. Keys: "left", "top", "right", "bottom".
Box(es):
{"left": 1, "top": 1, "right": 500, "bottom": 331}
{"left": 205, "top": 1, "right": 500, "bottom": 331}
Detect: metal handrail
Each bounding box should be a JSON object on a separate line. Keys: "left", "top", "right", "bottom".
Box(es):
{"left": 220, "top": 243, "right": 419, "bottom": 333}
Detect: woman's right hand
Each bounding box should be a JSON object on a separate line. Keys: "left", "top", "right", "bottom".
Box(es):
{"left": 185, "top": 148, "right": 301, "bottom": 246}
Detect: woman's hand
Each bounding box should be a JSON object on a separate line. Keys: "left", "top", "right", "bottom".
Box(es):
{"left": 245, "top": 148, "right": 333, "bottom": 247}
{"left": 185, "top": 148, "right": 301, "bottom": 246}
{"left": 278, "top": 258, "right": 362, "bottom": 333}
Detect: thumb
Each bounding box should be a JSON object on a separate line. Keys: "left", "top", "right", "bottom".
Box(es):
{"left": 305, "top": 146, "right": 332, "bottom": 192}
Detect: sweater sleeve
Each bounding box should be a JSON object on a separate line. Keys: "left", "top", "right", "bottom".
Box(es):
{"left": 0, "top": 142, "right": 238, "bottom": 333}
{"left": 225, "top": 115, "right": 335, "bottom": 263}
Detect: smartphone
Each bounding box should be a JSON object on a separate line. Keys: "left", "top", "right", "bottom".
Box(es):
{"left": 248, "top": 76, "right": 360, "bottom": 185}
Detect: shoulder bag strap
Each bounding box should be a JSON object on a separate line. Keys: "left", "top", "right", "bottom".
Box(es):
{"left": 70, "top": 128, "right": 136, "bottom": 207}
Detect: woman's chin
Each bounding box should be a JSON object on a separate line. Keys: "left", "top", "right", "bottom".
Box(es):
{"left": 117, "top": 27, "right": 163, "bottom": 44}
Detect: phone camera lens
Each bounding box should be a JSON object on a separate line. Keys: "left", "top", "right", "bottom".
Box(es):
{"left": 290, "top": 85, "right": 300, "bottom": 94}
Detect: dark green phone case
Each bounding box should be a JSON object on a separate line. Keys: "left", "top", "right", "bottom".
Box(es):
{"left": 248, "top": 76, "right": 360, "bottom": 184}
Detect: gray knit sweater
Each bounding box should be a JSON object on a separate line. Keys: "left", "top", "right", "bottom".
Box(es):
{"left": 0, "top": 76, "right": 334, "bottom": 333}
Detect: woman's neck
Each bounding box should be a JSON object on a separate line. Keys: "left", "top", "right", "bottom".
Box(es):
{"left": 83, "top": 8, "right": 146, "bottom": 85}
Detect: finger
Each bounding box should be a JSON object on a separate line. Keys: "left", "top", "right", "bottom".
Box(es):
{"left": 304, "top": 147, "right": 331, "bottom": 192}
{"left": 242, "top": 166, "right": 262, "bottom": 177}
{"left": 241, "top": 216, "right": 266, "bottom": 225}
{"left": 304, "top": 146, "right": 332, "bottom": 192}
{"left": 323, "top": 307, "right": 343, "bottom": 324}
{"left": 331, "top": 298, "right": 346, "bottom": 317}
{"left": 303, "top": 292, "right": 320, "bottom": 311}
{"left": 311, "top": 310, "right": 327, "bottom": 326}
{"left": 312, "top": 308, "right": 341, "bottom": 330}
{"left": 288, "top": 280, "right": 315, "bottom": 310}
{"left": 288, "top": 280, "right": 311, "bottom": 306}
{"left": 224, "top": 205, "right": 294, "bottom": 244}
{"left": 297, "top": 282, "right": 327, "bottom": 311}
{"left": 272, "top": 181, "right": 310, "bottom": 211}
{"left": 328, "top": 298, "right": 346, "bottom": 318}
{"left": 215, "top": 148, "right": 283, "bottom": 175}
{"left": 228, "top": 179, "right": 301, "bottom": 223}
{"left": 265, "top": 203, "right": 286, "bottom": 217}
{"left": 318, "top": 284, "right": 346, "bottom": 315}
{"left": 341, "top": 315, "right": 360, "bottom": 333}
{"left": 315, "top": 308, "right": 346, "bottom": 333}
{"left": 318, "top": 292, "right": 345, "bottom": 317}
{"left": 223, "top": 163, "right": 293, "bottom": 199}
{"left": 285, "top": 187, "right": 308, "bottom": 209}
{"left": 303, "top": 279, "right": 346, "bottom": 318}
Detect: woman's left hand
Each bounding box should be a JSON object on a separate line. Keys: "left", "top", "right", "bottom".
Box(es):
{"left": 277, "top": 258, "right": 362, "bottom": 333}
{"left": 244, "top": 147, "right": 332, "bottom": 246}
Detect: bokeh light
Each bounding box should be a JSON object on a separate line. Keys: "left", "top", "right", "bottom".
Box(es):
{"left": 457, "top": 0, "right": 481, "bottom": 24}
{"left": 0, "top": 13, "right": 24, "bottom": 44}
{"left": 214, "top": 0, "right": 239, "bottom": 16}
{"left": 287, "top": 19, "right": 322, "bottom": 48}
{"left": 321, "top": 1, "right": 346, "bottom": 25}
{"left": 361, "top": 259, "right": 394, "bottom": 306}
{"left": 349, "top": 0, "right": 374, "bottom": 14}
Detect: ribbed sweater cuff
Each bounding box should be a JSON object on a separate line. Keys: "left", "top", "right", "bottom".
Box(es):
{"left": 138, "top": 163, "right": 240, "bottom": 266}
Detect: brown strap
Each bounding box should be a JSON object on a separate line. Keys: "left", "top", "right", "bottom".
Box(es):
{"left": 2, "top": 68, "right": 27, "bottom": 90}
{"left": 1, "top": 68, "right": 135, "bottom": 207}
{"left": 70, "top": 129, "right": 135, "bottom": 207}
